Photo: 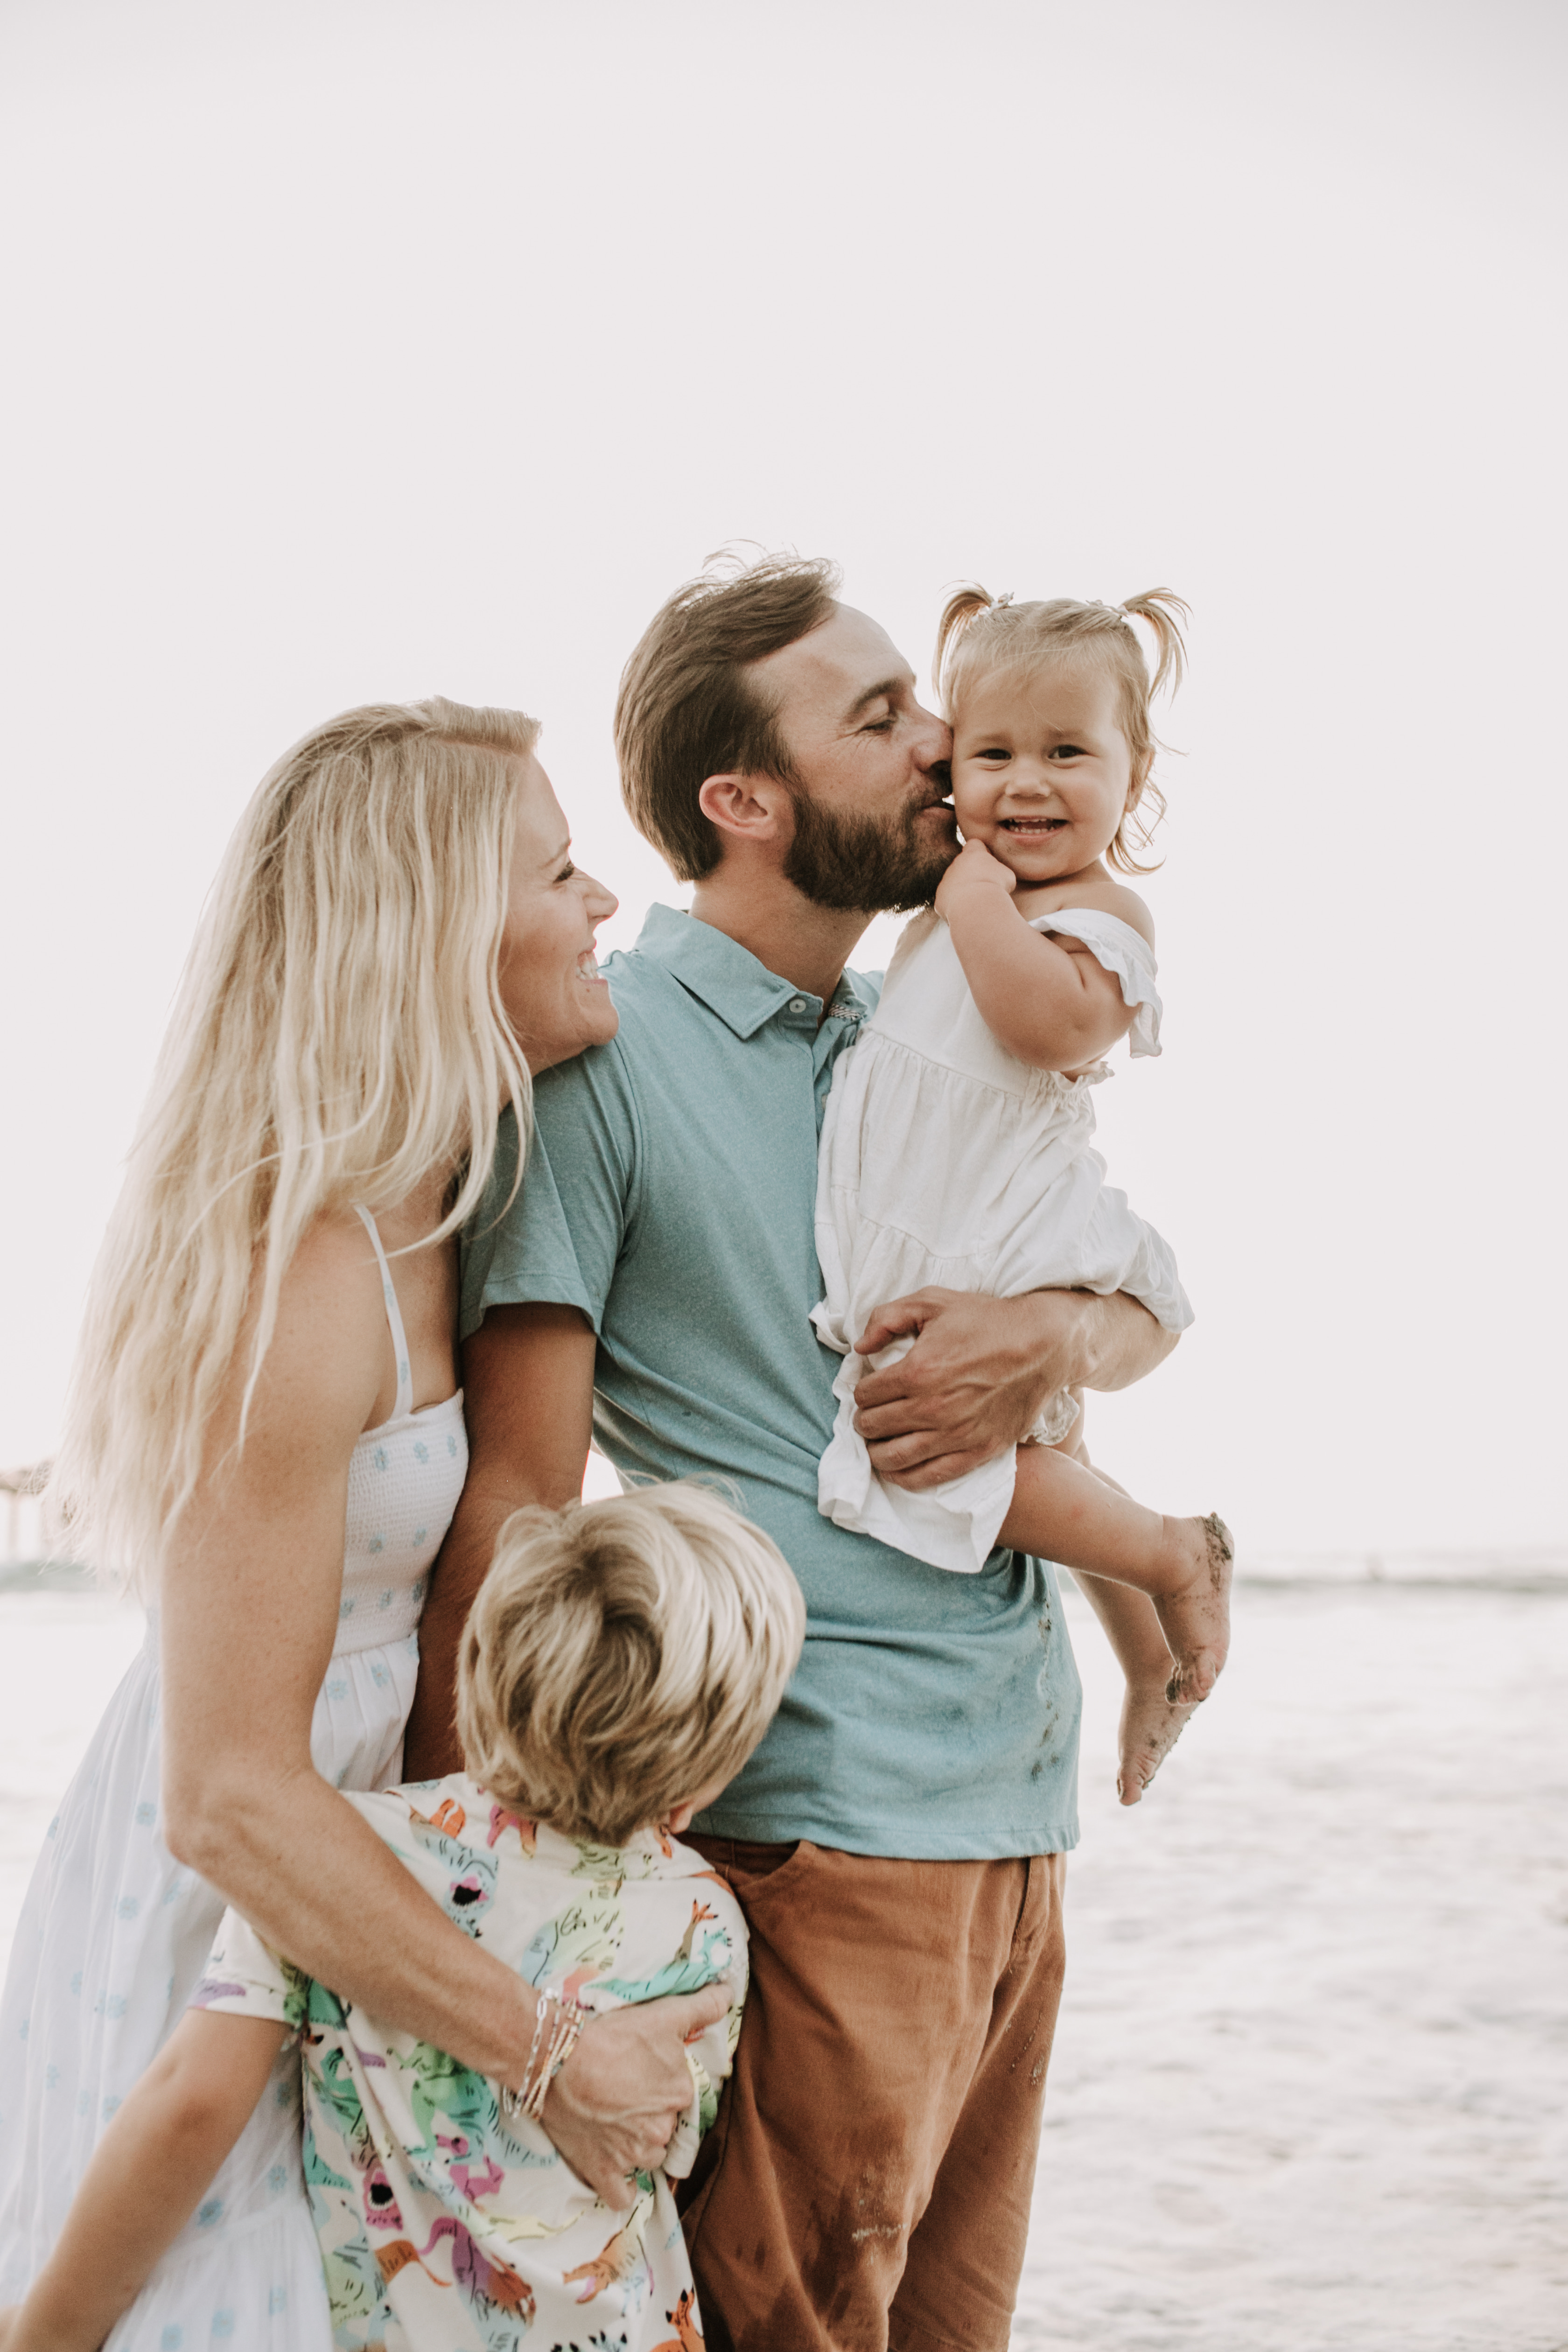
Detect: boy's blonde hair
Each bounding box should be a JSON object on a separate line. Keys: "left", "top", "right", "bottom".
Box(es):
{"left": 49, "top": 698, "right": 537, "bottom": 1593}
{"left": 933, "top": 587, "right": 1190, "bottom": 875}
{"left": 456, "top": 1484, "right": 807, "bottom": 1848}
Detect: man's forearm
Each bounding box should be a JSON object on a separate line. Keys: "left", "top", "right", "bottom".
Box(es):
{"left": 403, "top": 1482, "right": 534, "bottom": 1778}
{"left": 405, "top": 1304, "right": 598, "bottom": 1778}
{"left": 1064, "top": 1289, "right": 1178, "bottom": 1393}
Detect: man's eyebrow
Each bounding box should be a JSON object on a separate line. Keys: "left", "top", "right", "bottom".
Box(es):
{"left": 842, "top": 674, "right": 913, "bottom": 724}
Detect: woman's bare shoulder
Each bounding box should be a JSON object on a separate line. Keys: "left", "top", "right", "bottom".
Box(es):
{"left": 224, "top": 1211, "right": 390, "bottom": 1456}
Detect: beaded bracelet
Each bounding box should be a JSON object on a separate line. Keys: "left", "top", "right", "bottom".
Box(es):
{"left": 500, "top": 1986, "right": 586, "bottom": 2126}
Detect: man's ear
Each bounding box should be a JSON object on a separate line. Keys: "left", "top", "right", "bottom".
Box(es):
{"left": 698, "top": 772, "right": 793, "bottom": 848}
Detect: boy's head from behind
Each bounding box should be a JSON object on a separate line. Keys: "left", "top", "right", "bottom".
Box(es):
{"left": 455, "top": 1483, "right": 806, "bottom": 1848}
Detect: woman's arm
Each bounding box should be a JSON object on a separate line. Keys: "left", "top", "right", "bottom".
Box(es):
{"left": 934, "top": 839, "right": 1144, "bottom": 1071}
{"left": 158, "top": 1215, "right": 540, "bottom": 2086}
{"left": 0, "top": 2011, "right": 285, "bottom": 2352}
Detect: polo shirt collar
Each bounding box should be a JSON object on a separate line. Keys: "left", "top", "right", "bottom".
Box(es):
{"left": 633, "top": 903, "right": 874, "bottom": 1041}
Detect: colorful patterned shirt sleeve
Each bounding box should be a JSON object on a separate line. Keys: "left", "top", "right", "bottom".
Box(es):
{"left": 189, "top": 1904, "right": 308, "bottom": 2037}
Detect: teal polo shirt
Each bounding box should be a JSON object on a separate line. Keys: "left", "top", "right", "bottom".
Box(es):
{"left": 462, "top": 904, "right": 1081, "bottom": 1860}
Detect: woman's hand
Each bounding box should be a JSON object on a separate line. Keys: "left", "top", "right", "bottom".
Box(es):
{"left": 934, "top": 835, "right": 1018, "bottom": 923}
{"left": 541, "top": 1982, "right": 733, "bottom": 2207}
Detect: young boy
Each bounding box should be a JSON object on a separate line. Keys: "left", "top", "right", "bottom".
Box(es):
{"left": 0, "top": 1484, "right": 805, "bottom": 2352}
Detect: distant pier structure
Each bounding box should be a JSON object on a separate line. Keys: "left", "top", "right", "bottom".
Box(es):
{"left": 1, "top": 1463, "right": 51, "bottom": 1567}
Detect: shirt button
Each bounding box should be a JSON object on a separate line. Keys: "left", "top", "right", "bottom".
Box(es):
{"left": 789, "top": 997, "right": 807, "bottom": 1014}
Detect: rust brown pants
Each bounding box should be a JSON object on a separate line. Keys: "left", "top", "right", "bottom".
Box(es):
{"left": 678, "top": 1837, "right": 1067, "bottom": 2352}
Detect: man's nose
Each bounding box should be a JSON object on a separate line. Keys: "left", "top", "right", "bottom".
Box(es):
{"left": 912, "top": 704, "right": 952, "bottom": 771}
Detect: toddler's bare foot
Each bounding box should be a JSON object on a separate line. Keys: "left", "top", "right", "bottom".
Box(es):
{"left": 1117, "top": 1678, "right": 1198, "bottom": 1805}
{"left": 1153, "top": 1512, "right": 1233, "bottom": 1704}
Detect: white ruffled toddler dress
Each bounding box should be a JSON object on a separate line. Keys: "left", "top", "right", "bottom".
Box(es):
{"left": 812, "top": 904, "right": 1193, "bottom": 1574}
{"left": 0, "top": 1207, "right": 468, "bottom": 2349}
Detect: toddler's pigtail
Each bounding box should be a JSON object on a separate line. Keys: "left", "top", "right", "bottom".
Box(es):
{"left": 933, "top": 584, "right": 1001, "bottom": 713}
{"left": 1106, "top": 589, "right": 1188, "bottom": 876}
{"left": 1117, "top": 589, "right": 1190, "bottom": 703}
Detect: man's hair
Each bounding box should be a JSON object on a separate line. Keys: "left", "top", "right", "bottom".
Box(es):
{"left": 455, "top": 1483, "right": 806, "bottom": 1847}
{"left": 615, "top": 549, "right": 841, "bottom": 881}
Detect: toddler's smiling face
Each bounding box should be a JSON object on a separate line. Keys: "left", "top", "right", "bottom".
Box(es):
{"left": 950, "top": 657, "right": 1141, "bottom": 885}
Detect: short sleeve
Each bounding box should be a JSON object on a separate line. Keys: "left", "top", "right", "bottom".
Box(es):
{"left": 189, "top": 1907, "right": 307, "bottom": 2036}
{"left": 656, "top": 1879, "right": 749, "bottom": 2183}
{"left": 1029, "top": 908, "right": 1165, "bottom": 1058}
{"left": 460, "top": 1043, "right": 641, "bottom": 1343}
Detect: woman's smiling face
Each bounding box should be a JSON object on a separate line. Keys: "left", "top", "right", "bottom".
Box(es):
{"left": 950, "top": 658, "right": 1141, "bottom": 885}
{"left": 497, "top": 754, "right": 619, "bottom": 1073}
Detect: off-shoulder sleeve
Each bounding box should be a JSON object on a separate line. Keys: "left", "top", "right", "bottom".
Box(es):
{"left": 1028, "top": 907, "right": 1164, "bottom": 1057}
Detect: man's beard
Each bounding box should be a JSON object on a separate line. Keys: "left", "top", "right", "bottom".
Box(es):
{"left": 781, "top": 782, "right": 957, "bottom": 914}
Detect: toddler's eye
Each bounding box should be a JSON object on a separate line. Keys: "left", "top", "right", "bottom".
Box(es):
{"left": 1050, "top": 743, "right": 1085, "bottom": 761}
{"left": 973, "top": 747, "right": 1010, "bottom": 762}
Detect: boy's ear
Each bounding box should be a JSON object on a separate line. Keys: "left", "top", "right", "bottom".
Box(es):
{"left": 665, "top": 1799, "right": 696, "bottom": 1834}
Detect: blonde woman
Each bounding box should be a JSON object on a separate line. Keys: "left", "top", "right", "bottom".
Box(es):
{"left": 0, "top": 702, "right": 728, "bottom": 2348}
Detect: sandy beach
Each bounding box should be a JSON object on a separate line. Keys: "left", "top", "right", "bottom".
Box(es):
{"left": 3, "top": 1566, "right": 1564, "bottom": 2349}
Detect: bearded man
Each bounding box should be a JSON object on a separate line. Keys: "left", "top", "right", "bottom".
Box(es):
{"left": 407, "top": 553, "right": 1178, "bottom": 2351}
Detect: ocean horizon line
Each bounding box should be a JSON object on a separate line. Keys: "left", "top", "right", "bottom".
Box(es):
{"left": 6, "top": 1547, "right": 1566, "bottom": 1600}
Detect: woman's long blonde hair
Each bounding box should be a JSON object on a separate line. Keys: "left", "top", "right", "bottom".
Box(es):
{"left": 49, "top": 697, "right": 538, "bottom": 1591}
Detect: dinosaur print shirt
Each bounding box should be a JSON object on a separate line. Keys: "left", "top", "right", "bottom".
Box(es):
{"left": 191, "top": 1772, "right": 743, "bottom": 2352}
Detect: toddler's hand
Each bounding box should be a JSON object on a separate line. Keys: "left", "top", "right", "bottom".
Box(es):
{"left": 934, "top": 836, "right": 1017, "bottom": 921}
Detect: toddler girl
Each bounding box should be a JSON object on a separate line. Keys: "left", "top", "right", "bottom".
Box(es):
{"left": 814, "top": 587, "right": 1230, "bottom": 1707}
{"left": 0, "top": 1483, "right": 804, "bottom": 2352}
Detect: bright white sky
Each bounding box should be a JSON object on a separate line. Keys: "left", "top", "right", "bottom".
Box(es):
{"left": 2, "top": 0, "right": 1563, "bottom": 1554}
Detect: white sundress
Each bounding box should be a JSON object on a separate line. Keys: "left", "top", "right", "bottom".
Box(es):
{"left": 0, "top": 1206, "right": 468, "bottom": 2350}
{"left": 812, "top": 904, "right": 1195, "bottom": 1575}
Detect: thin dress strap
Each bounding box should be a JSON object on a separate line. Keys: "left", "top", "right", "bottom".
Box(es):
{"left": 353, "top": 1204, "right": 414, "bottom": 1422}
